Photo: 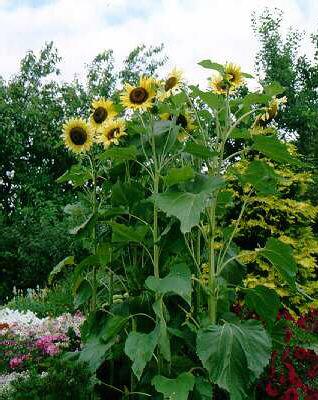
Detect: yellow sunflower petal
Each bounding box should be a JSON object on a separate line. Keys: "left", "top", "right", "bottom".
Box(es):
{"left": 210, "top": 73, "right": 229, "bottom": 94}
{"left": 61, "top": 118, "right": 94, "bottom": 154}
{"left": 96, "top": 118, "right": 126, "bottom": 149}
{"left": 90, "top": 98, "right": 117, "bottom": 130}
{"left": 120, "top": 76, "right": 156, "bottom": 111}
{"left": 224, "top": 63, "right": 244, "bottom": 89}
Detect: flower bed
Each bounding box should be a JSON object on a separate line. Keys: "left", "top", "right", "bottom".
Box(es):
{"left": 0, "top": 308, "right": 84, "bottom": 380}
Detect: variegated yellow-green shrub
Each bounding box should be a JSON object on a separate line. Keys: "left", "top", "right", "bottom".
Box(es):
{"left": 227, "top": 153, "right": 318, "bottom": 312}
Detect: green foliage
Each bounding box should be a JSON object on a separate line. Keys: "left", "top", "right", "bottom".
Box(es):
{"left": 245, "top": 285, "right": 280, "bottom": 326}
{"left": 252, "top": 8, "right": 318, "bottom": 201}
{"left": 0, "top": 358, "right": 95, "bottom": 400}
{"left": 259, "top": 238, "right": 297, "bottom": 287}
{"left": 146, "top": 264, "right": 192, "bottom": 306}
{"left": 197, "top": 320, "right": 272, "bottom": 399}
{"left": 151, "top": 372, "right": 195, "bottom": 400}
{"left": 6, "top": 276, "right": 75, "bottom": 318}
{"left": 124, "top": 328, "right": 159, "bottom": 380}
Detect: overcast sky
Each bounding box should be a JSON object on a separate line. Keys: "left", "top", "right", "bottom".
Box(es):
{"left": 0, "top": 0, "right": 317, "bottom": 85}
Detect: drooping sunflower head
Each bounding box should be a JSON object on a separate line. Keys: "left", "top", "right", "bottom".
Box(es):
{"left": 62, "top": 118, "right": 94, "bottom": 154}
{"left": 165, "top": 67, "right": 183, "bottom": 91}
{"left": 120, "top": 76, "right": 156, "bottom": 111}
{"left": 160, "top": 111, "right": 195, "bottom": 141}
{"left": 224, "top": 63, "right": 244, "bottom": 89}
{"left": 96, "top": 118, "right": 126, "bottom": 149}
{"left": 253, "top": 96, "right": 287, "bottom": 129}
{"left": 90, "top": 98, "right": 117, "bottom": 130}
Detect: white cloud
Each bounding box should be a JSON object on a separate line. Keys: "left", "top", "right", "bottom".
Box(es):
{"left": 0, "top": 0, "right": 316, "bottom": 87}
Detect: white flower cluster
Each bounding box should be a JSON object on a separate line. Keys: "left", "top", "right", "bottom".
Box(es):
{"left": 0, "top": 308, "right": 84, "bottom": 338}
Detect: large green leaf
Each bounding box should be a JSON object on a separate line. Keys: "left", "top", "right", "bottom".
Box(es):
{"left": 240, "top": 160, "right": 279, "bottom": 195}
{"left": 74, "top": 279, "right": 92, "bottom": 308}
{"left": 198, "top": 60, "right": 224, "bottom": 73}
{"left": 111, "top": 181, "right": 144, "bottom": 207}
{"left": 48, "top": 255, "right": 74, "bottom": 284}
{"left": 56, "top": 164, "right": 91, "bottom": 187}
{"left": 153, "top": 176, "right": 223, "bottom": 233}
{"left": 245, "top": 285, "right": 280, "bottom": 326}
{"left": 197, "top": 320, "right": 272, "bottom": 400}
{"left": 153, "top": 299, "right": 171, "bottom": 362}
{"left": 190, "top": 86, "right": 224, "bottom": 110}
{"left": 259, "top": 238, "right": 297, "bottom": 287}
{"left": 263, "top": 82, "right": 285, "bottom": 96}
{"left": 146, "top": 264, "right": 192, "bottom": 306}
{"left": 79, "top": 314, "right": 128, "bottom": 371}
{"left": 124, "top": 328, "right": 159, "bottom": 380}
{"left": 252, "top": 135, "right": 301, "bottom": 165}
{"left": 183, "top": 142, "right": 218, "bottom": 159}
{"left": 98, "top": 145, "right": 137, "bottom": 162}
{"left": 153, "top": 191, "right": 207, "bottom": 233}
{"left": 69, "top": 213, "right": 94, "bottom": 235}
{"left": 152, "top": 372, "right": 195, "bottom": 400}
{"left": 164, "top": 166, "right": 195, "bottom": 187}
{"left": 193, "top": 377, "right": 213, "bottom": 400}
{"left": 110, "top": 221, "right": 149, "bottom": 243}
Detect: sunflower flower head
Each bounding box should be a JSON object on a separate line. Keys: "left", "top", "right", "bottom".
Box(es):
{"left": 62, "top": 118, "right": 94, "bottom": 154}
{"left": 90, "top": 98, "right": 117, "bottom": 131}
{"left": 120, "top": 76, "right": 156, "bottom": 111}
{"left": 210, "top": 73, "right": 230, "bottom": 95}
{"left": 96, "top": 118, "right": 126, "bottom": 149}
{"left": 224, "top": 63, "right": 244, "bottom": 89}
{"left": 158, "top": 68, "right": 183, "bottom": 101}
{"left": 210, "top": 63, "right": 244, "bottom": 94}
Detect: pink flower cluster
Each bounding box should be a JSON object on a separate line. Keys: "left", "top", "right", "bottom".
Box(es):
{"left": 35, "top": 334, "right": 67, "bottom": 356}
{"left": 9, "top": 355, "right": 28, "bottom": 369}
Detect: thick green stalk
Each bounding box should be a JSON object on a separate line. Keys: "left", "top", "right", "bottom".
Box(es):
{"left": 150, "top": 118, "right": 160, "bottom": 279}
{"left": 207, "top": 199, "right": 217, "bottom": 324}
{"left": 153, "top": 172, "right": 160, "bottom": 279}
{"left": 90, "top": 155, "right": 98, "bottom": 312}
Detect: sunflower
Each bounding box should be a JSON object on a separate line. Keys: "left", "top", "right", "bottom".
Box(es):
{"left": 161, "top": 112, "right": 195, "bottom": 141}
{"left": 210, "top": 73, "right": 230, "bottom": 94}
{"left": 62, "top": 118, "right": 94, "bottom": 153}
{"left": 253, "top": 96, "right": 287, "bottom": 129}
{"left": 158, "top": 68, "right": 183, "bottom": 101}
{"left": 90, "top": 98, "right": 117, "bottom": 130}
{"left": 224, "top": 63, "right": 244, "bottom": 89}
{"left": 96, "top": 119, "right": 126, "bottom": 149}
{"left": 120, "top": 76, "right": 156, "bottom": 111}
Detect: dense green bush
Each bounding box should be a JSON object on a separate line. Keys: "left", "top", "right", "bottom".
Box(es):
{"left": 0, "top": 359, "right": 95, "bottom": 400}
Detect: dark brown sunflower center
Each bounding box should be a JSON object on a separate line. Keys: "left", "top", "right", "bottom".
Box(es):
{"left": 70, "top": 127, "right": 87, "bottom": 145}
{"left": 107, "top": 127, "right": 120, "bottom": 140}
{"left": 165, "top": 76, "right": 177, "bottom": 91}
{"left": 93, "top": 107, "right": 107, "bottom": 123}
{"left": 129, "top": 87, "right": 149, "bottom": 104}
{"left": 169, "top": 114, "right": 187, "bottom": 129}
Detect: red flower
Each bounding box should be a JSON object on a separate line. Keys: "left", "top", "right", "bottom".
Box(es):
{"left": 307, "top": 364, "right": 318, "bottom": 379}
{"left": 266, "top": 383, "right": 279, "bottom": 397}
{"left": 293, "top": 347, "right": 310, "bottom": 361}
{"left": 304, "top": 388, "right": 318, "bottom": 400}
{"left": 278, "top": 309, "right": 294, "bottom": 321}
{"left": 281, "top": 387, "right": 299, "bottom": 400}
{"left": 285, "top": 328, "right": 292, "bottom": 343}
{"left": 284, "top": 363, "right": 303, "bottom": 388}
{"left": 282, "top": 348, "right": 290, "bottom": 362}
{"left": 279, "top": 374, "right": 286, "bottom": 385}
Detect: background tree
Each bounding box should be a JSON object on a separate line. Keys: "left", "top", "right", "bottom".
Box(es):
{"left": 252, "top": 8, "right": 318, "bottom": 203}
